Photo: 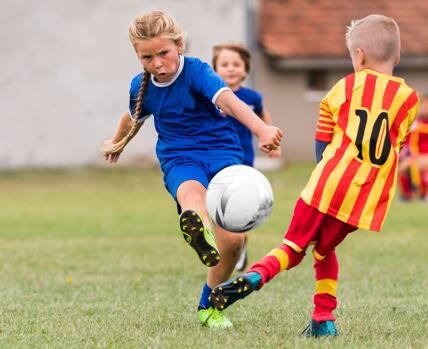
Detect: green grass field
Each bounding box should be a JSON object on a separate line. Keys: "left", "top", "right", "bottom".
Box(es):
{"left": 0, "top": 164, "right": 427, "bottom": 349}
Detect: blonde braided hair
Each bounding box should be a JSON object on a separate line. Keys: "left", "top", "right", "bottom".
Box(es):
{"left": 104, "top": 71, "right": 151, "bottom": 154}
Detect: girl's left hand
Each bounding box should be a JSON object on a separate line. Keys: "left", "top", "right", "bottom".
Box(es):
{"left": 258, "top": 125, "right": 283, "bottom": 153}
{"left": 268, "top": 146, "right": 282, "bottom": 158}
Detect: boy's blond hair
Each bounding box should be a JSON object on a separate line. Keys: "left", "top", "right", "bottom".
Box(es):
{"left": 129, "top": 10, "right": 185, "bottom": 54}
{"left": 346, "top": 14, "right": 400, "bottom": 63}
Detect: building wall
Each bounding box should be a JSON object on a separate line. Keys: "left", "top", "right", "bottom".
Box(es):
{"left": 254, "top": 52, "right": 428, "bottom": 162}
{"left": 1, "top": 0, "right": 251, "bottom": 168}
{"left": 3, "top": 0, "right": 426, "bottom": 168}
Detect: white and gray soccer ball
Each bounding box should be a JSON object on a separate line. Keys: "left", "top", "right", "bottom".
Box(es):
{"left": 206, "top": 165, "right": 274, "bottom": 233}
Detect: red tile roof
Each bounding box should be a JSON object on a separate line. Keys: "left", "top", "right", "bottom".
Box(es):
{"left": 260, "top": 0, "right": 428, "bottom": 58}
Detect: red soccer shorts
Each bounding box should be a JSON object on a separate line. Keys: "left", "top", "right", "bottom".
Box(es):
{"left": 283, "top": 198, "right": 357, "bottom": 260}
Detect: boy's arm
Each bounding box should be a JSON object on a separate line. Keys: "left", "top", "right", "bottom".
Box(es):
{"left": 315, "top": 98, "right": 335, "bottom": 142}
{"left": 315, "top": 140, "right": 329, "bottom": 163}
{"left": 216, "top": 90, "right": 283, "bottom": 153}
{"left": 314, "top": 97, "right": 335, "bottom": 162}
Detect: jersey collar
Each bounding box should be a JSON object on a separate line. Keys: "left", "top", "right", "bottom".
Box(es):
{"left": 362, "top": 68, "right": 404, "bottom": 83}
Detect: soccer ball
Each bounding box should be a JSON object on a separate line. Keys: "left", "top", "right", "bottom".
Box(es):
{"left": 206, "top": 165, "right": 274, "bottom": 233}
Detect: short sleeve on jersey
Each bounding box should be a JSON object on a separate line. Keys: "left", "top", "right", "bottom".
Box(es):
{"left": 191, "top": 61, "right": 230, "bottom": 104}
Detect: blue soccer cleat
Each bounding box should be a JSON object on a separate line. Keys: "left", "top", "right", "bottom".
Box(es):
{"left": 302, "top": 320, "right": 338, "bottom": 337}
{"left": 209, "top": 272, "right": 262, "bottom": 310}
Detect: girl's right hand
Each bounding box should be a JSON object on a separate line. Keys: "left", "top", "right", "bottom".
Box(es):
{"left": 101, "top": 139, "right": 122, "bottom": 164}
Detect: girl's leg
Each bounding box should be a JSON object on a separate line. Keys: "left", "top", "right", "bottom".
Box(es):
{"left": 208, "top": 224, "right": 245, "bottom": 287}
{"left": 199, "top": 224, "right": 245, "bottom": 312}
{"left": 177, "top": 180, "right": 246, "bottom": 276}
{"left": 234, "top": 234, "right": 248, "bottom": 271}
{"left": 177, "top": 180, "right": 243, "bottom": 328}
{"left": 176, "top": 180, "right": 220, "bottom": 267}
{"left": 197, "top": 224, "right": 245, "bottom": 310}
{"left": 176, "top": 180, "right": 211, "bottom": 227}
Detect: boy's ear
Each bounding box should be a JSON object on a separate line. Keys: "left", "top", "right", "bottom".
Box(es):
{"left": 355, "top": 48, "right": 366, "bottom": 66}
{"left": 394, "top": 54, "right": 400, "bottom": 66}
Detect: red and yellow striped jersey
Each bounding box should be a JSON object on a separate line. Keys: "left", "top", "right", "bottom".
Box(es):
{"left": 301, "top": 69, "right": 419, "bottom": 231}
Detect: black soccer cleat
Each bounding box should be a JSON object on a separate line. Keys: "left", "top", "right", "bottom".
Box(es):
{"left": 180, "top": 210, "right": 220, "bottom": 267}
{"left": 209, "top": 273, "right": 258, "bottom": 310}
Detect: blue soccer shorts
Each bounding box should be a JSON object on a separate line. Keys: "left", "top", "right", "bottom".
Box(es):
{"left": 161, "top": 156, "right": 241, "bottom": 201}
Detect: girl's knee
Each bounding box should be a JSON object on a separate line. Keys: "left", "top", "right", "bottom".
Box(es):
{"left": 177, "top": 183, "right": 206, "bottom": 208}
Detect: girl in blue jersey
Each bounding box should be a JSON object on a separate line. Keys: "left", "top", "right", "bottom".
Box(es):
{"left": 101, "top": 11, "right": 282, "bottom": 329}
{"left": 212, "top": 44, "right": 282, "bottom": 271}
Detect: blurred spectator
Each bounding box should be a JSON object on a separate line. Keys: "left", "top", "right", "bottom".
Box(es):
{"left": 398, "top": 94, "right": 428, "bottom": 201}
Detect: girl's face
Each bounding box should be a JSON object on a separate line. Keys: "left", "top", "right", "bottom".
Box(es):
{"left": 215, "top": 49, "right": 247, "bottom": 90}
{"left": 134, "top": 37, "right": 180, "bottom": 83}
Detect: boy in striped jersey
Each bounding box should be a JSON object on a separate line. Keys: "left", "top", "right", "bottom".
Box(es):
{"left": 210, "top": 14, "right": 419, "bottom": 336}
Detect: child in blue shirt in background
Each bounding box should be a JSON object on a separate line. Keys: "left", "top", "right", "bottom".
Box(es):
{"left": 101, "top": 11, "right": 283, "bottom": 329}
{"left": 212, "top": 43, "right": 282, "bottom": 271}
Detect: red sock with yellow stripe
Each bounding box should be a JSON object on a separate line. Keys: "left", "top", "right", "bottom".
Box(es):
{"left": 312, "top": 249, "right": 338, "bottom": 321}
{"left": 248, "top": 243, "right": 305, "bottom": 287}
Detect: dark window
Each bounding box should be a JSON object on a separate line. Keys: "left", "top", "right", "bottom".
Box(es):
{"left": 307, "top": 70, "right": 327, "bottom": 91}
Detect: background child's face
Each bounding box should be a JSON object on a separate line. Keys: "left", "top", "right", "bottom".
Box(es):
{"left": 134, "top": 37, "right": 180, "bottom": 83}
{"left": 215, "top": 49, "right": 247, "bottom": 90}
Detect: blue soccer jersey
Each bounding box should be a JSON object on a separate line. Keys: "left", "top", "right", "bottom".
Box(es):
{"left": 129, "top": 56, "right": 243, "bottom": 167}
{"left": 227, "top": 87, "right": 263, "bottom": 166}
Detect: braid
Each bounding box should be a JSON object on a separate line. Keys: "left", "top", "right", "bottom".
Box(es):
{"left": 133, "top": 70, "right": 150, "bottom": 123}
{"left": 105, "top": 71, "right": 151, "bottom": 154}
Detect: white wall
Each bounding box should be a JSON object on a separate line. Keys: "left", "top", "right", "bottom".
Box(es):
{"left": 0, "top": 0, "right": 252, "bottom": 168}
{"left": 254, "top": 51, "right": 428, "bottom": 162}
